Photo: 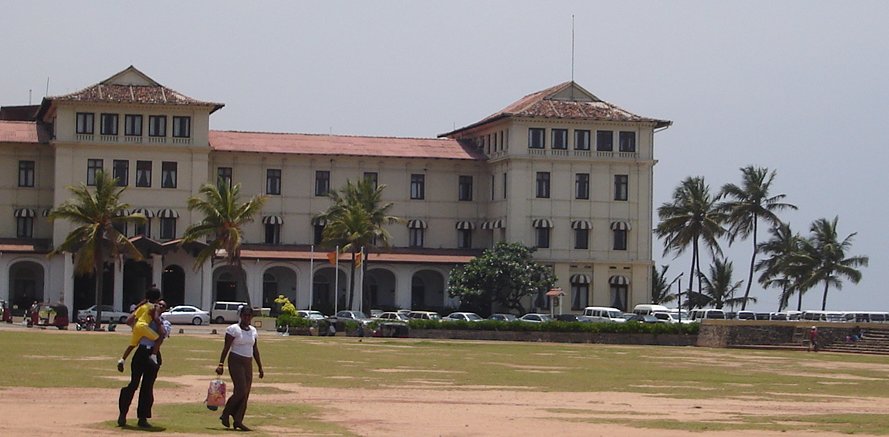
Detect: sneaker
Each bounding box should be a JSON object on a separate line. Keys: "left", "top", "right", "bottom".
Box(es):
{"left": 148, "top": 354, "right": 158, "bottom": 366}
{"left": 117, "top": 359, "right": 125, "bottom": 373}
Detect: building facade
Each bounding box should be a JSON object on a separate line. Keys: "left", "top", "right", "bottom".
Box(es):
{"left": 0, "top": 66, "right": 670, "bottom": 316}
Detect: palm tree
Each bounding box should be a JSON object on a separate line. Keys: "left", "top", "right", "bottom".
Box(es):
{"left": 316, "top": 179, "right": 398, "bottom": 310}
{"left": 49, "top": 171, "right": 145, "bottom": 324}
{"left": 719, "top": 166, "right": 797, "bottom": 310}
{"left": 651, "top": 265, "right": 677, "bottom": 305}
{"left": 798, "top": 217, "right": 869, "bottom": 310}
{"left": 755, "top": 223, "right": 806, "bottom": 311}
{"left": 655, "top": 176, "right": 726, "bottom": 299}
{"left": 687, "top": 258, "right": 751, "bottom": 310}
{"left": 181, "top": 182, "right": 267, "bottom": 308}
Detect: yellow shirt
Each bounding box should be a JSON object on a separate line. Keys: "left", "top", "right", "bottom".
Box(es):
{"left": 134, "top": 302, "right": 154, "bottom": 325}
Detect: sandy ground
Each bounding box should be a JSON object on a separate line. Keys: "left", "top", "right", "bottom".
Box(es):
{"left": 2, "top": 325, "right": 887, "bottom": 436}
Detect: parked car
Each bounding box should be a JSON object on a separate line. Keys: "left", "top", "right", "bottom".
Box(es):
{"left": 376, "top": 311, "right": 410, "bottom": 322}
{"left": 77, "top": 305, "right": 129, "bottom": 324}
{"left": 632, "top": 304, "right": 670, "bottom": 316}
{"left": 442, "top": 312, "right": 483, "bottom": 322}
{"left": 582, "top": 307, "right": 626, "bottom": 323}
{"left": 554, "top": 314, "right": 580, "bottom": 322}
{"left": 331, "top": 310, "right": 371, "bottom": 322}
{"left": 370, "top": 309, "right": 384, "bottom": 318}
{"left": 296, "top": 310, "right": 327, "bottom": 320}
{"left": 736, "top": 310, "right": 757, "bottom": 320}
{"left": 624, "top": 314, "right": 662, "bottom": 324}
{"left": 689, "top": 309, "right": 726, "bottom": 321}
{"left": 162, "top": 305, "right": 210, "bottom": 325}
{"left": 408, "top": 310, "right": 441, "bottom": 321}
{"left": 518, "top": 313, "right": 553, "bottom": 323}
{"left": 488, "top": 313, "right": 517, "bottom": 322}
{"left": 211, "top": 301, "right": 249, "bottom": 324}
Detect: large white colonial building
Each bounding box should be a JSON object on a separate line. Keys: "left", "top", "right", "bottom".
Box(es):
{"left": 0, "top": 66, "right": 670, "bottom": 316}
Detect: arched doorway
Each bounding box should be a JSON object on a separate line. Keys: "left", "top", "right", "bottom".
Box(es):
{"left": 365, "top": 268, "right": 396, "bottom": 310}
{"left": 162, "top": 265, "right": 186, "bottom": 306}
{"left": 312, "top": 267, "right": 346, "bottom": 315}
{"left": 411, "top": 270, "right": 445, "bottom": 311}
{"left": 9, "top": 261, "right": 44, "bottom": 314}
{"left": 73, "top": 262, "right": 114, "bottom": 311}
{"left": 123, "top": 259, "right": 152, "bottom": 309}
{"left": 213, "top": 266, "right": 245, "bottom": 302}
{"left": 262, "top": 266, "right": 297, "bottom": 315}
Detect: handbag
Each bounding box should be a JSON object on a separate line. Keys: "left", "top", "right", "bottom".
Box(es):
{"left": 205, "top": 378, "right": 227, "bottom": 410}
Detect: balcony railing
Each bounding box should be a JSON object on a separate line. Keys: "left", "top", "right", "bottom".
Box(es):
{"left": 172, "top": 137, "right": 193, "bottom": 145}
{"left": 124, "top": 136, "right": 143, "bottom": 144}
{"left": 75, "top": 134, "right": 94, "bottom": 142}
{"left": 100, "top": 135, "right": 119, "bottom": 143}
{"left": 148, "top": 137, "right": 167, "bottom": 144}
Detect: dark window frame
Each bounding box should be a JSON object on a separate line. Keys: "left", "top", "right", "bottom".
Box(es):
{"left": 613, "top": 229, "right": 628, "bottom": 250}
{"left": 135, "top": 160, "right": 152, "bottom": 187}
{"left": 16, "top": 216, "right": 33, "bottom": 238}
{"left": 112, "top": 160, "right": 129, "bottom": 186}
{"left": 457, "top": 229, "right": 472, "bottom": 249}
{"left": 18, "top": 160, "right": 35, "bottom": 187}
{"left": 161, "top": 161, "right": 177, "bottom": 188}
{"left": 410, "top": 174, "right": 425, "bottom": 200}
{"left": 528, "top": 128, "right": 545, "bottom": 149}
{"left": 124, "top": 114, "right": 143, "bottom": 136}
{"left": 172, "top": 116, "right": 191, "bottom": 138}
{"left": 148, "top": 115, "right": 167, "bottom": 137}
{"left": 535, "top": 172, "right": 551, "bottom": 199}
{"left": 575, "top": 173, "right": 589, "bottom": 199}
{"left": 217, "top": 167, "right": 233, "bottom": 190}
{"left": 614, "top": 174, "right": 629, "bottom": 201}
{"left": 552, "top": 129, "right": 568, "bottom": 149}
{"left": 76, "top": 112, "right": 95, "bottom": 135}
{"left": 458, "top": 175, "right": 473, "bottom": 201}
{"left": 266, "top": 169, "right": 281, "bottom": 195}
{"left": 596, "top": 130, "right": 613, "bottom": 152}
{"left": 314, "top": 170, "right": 330, "bottom": 196}
{"left": 409, "top": 228, "right": 425, "bottom": 248}
{"left": 159, "top": 217, "right": 177, "bottom": 240}
{"left": 87, "top": 159, "right": 104, "bottom": 186}
{"left": 100, "top": 113, "right": 119, "bottom": 136}
{"left": 619, "top": 131, "right": 636, "bottom": 152}
{"left": 264, "top": 223, "right": 281, "bottom": 245}
{"left": 535, "top": 227, "right": 550, "bottom": 248}
{"left": 363, "top": 172, "right": 378, "bottom": 190}
{"left": 575, "top": 228, "right": 589, "bottom": 250}
{"left": 574, "top": 129, "right": 590, "bottom": 150}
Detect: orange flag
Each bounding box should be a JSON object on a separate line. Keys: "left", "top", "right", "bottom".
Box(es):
{"left": 354, "top": 251, "right": 363, "bottom": 267}
{"left": 327, "top": 251, "right": 337, "bottom": 265}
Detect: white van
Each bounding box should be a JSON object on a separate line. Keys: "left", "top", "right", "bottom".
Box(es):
{"left": 211, "top": 301, "right": 249, "bottom": 324}
{"left": 633, "top": 304, "right": 670, "bottom": 316}
{"left": 582, "top": 307, "right": 626, "bottom": 323}
{"left": 689, "top": 309, "right": 725, "bottom": 321}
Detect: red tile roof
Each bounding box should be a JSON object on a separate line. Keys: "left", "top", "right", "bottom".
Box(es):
{"left": 209, "top": 130, "right": 485, "bottom": 160}
{"left": 38, "top": 66, "right": 223, "bottom": 118}
{"left": 0, "top": 121, "right": 48, "bottom": 144}
{"left": 441, "top": 81, "right": 671, "bottom": 137}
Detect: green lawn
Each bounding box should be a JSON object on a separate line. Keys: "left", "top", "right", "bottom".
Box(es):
{"left": 3, "top": 329, "right": 889, "bottom": 435}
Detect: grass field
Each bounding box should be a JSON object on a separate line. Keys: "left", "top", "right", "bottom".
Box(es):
{"left": 3, "top": 328, "right": 889, "bottom": 435}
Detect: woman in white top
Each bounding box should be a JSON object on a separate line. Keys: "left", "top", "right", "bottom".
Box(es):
{"left": 215, "top": 305, "right": 264, "bottom": 431}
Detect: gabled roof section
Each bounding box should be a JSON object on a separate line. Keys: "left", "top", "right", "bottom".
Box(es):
{"left": 440, "top": 81, "right": 671, "bottom": 137}
{"left": 209, "top": 130, "right": 486, "bottom": 161}
{"left": 36, "top": 66, "right": 224, "bottom": 120}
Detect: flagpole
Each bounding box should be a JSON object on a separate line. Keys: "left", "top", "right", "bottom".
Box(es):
{"left": 309, "top": 245, "right": 314, "bottom": 311}
{"left": 358, "top": 246, "right": 365, "bottom": 313}
{"left": 334, "top": 246, "right": 339, "bottom": 314}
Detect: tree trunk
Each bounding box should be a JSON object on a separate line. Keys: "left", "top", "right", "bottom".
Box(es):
{"left": 687, "top": 241, "right": 697, "bottom": 310}
{"left": 821, "top": 280, "right": 830, "bottom": 311}
{"left": 741, "top": 218, "right": 758, "bottom": 311}
{"left": 236, "top": 257, "right": 252, "bottom": 309}
{"left": 347, "top": 247, "right": 357, "bottom": 310}
{"left": 94, "top": 245, "right": 104, "bottom": 327}
{"left": 361, "top": 247, "right": 370, "bottom": 312}
{"left": 797, "top": 288, "right": 803, "bottom": 312}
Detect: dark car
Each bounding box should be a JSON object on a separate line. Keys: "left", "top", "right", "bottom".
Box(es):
{"left": 488, "top": 313, "right": 517, "bottom": 322}
{"left": 554, "top": 314, "right": 580, "bottom": 322}
{"left": 624, "top": 314, "right": 662, "bottom": 324}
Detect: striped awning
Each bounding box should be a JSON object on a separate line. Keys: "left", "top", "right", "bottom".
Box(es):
{"left": 532, "top": 218, "right": 553, "bottom": 229}
{"left": 131, "top": 208, "right": 155, "bottom": 218}
{"left": 491, "top": 219, "right": 505, "bottom": 229}
{"left": 570, "top": 274, "right": 591, "bottom": 284}
{"left": 311, "top": 217, "right": 327, "bottom": 226}
{"left": 455, "top": 221, "right": 474, "bottom": 230}
{"left": 14, "top": 208, "right": 36, "bottom": 218}
{"left": 407, "top": 219, "right": 427, "bottom": 229}
{"left": 262, "top": 215, "right": 283, "bottom": 225}
{"left": 610, "top": 221, "right": 631, "bottom": 231}
{"left": 571, "top": 220, "right": 592, "bottom": 230}
{"left": 609, "top": 275, "right": 630, "bottom": 286}
{"left": 157, "top": 208, "right": 179, "bottom": 219}
{"left": 42, "top": 208, "right": 51, "bottom": 217}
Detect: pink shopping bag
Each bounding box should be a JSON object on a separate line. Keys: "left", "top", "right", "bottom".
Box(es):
{"left": 206, "top": 378, "right": 227, "bottom": 410}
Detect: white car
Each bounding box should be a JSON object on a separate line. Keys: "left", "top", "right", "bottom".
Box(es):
{"left": 443, "top": 312, "right": 483, "bottom": 322}
{"left": 376, "top": 311, "right": 410, "bottom": 322}
{"left": 162, "top": 305, "right": 210, "bottom": 325}
{"left": 77, "top": 305, "right": 130, "bottom": 324}
{"left": 518, "top": 313, "right": 553, "bottom": 323}
{"left": 297, "top": 310, "right": 327, "bottom": 320}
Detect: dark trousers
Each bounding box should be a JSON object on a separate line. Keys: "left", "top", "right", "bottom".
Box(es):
{"left": 222, "top": 354, "right": 253, "bottom": 425}
{"left": 119, "top": 345, "right": 161, "bottom": 419}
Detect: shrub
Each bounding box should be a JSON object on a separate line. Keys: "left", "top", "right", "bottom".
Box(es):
{"left": 407, "top": 320, "right": 699, "bottom": 335}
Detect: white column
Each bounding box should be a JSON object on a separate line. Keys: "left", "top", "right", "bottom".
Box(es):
{"left": 152, "top": 256, "right": 163, "bottom": 290}
{"left": 0, "top": 255, "right": 8, "bottom": 302}
{"left": 396, "top": 266, "right": 412, "bottom": 310}
{"left": 201, "top": 259, "right": 212, "bottom": 311}
{"left": 63, "top": 253, "right": 74, "bottom": 311}
{"left": 112, "top": 256, "right": 124, "bottom": 311}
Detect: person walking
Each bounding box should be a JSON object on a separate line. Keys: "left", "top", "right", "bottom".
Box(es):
{"left": 118, "top": 302, "right": 171, "bottom": 429}
{"left": 216, "top": 305, "right": 264, "bottom": 431}
{"left": 808, "top": 326, "right": 819, "bottom": 352}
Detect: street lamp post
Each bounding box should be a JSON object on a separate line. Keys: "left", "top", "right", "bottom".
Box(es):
{"left": 668, "top": 272, "right": 684, "bottom": 323}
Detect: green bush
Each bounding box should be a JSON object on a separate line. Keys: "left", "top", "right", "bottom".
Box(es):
{"left": 276, "top": 314, "right": 311, "bottom": 329}
{"left": 407, "top": 320, "right": 699, "bottom": 335}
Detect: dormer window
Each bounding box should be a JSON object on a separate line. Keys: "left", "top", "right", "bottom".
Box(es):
{"left": 76, "top": 113, "right": 94, "bottom": 135}
{"left": 125, "top": 115, "right": 143, "bottom": 136}
{"left": 100, "top": 114, "right": 119, "bottom": 136}
{"left": 172, "top": 116, "right": 191, "bottom": 138}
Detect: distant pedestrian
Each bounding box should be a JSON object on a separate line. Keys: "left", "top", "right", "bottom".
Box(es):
{"left": 848, "top": 325, "right": 862, "bottom": 343}
{"left": 808, "top": 326, "right": 819, "bottom": 352}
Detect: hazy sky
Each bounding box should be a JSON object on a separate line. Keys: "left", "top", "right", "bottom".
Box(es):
{"left": 4, "top": 1, "right": 888, "bottom": 311}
